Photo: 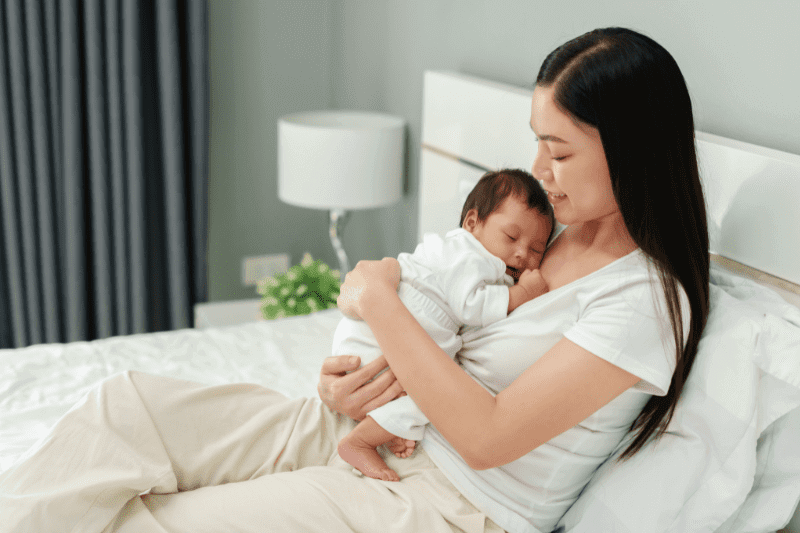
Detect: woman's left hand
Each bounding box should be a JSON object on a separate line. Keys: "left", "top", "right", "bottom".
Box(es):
{"left": 337, "top": 258, "right": 401, "bottom": 320}
{"left": 317, "top": 355, "right": 405, "bottom": 420}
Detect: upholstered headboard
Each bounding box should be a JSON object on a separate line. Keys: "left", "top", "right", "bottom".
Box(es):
{"left": 417, "top": 70, "right": 800, "bottom": 306}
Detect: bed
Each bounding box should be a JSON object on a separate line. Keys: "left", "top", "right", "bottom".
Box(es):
{"left": 2, "top": 70, "right": 799, "bottom": 533}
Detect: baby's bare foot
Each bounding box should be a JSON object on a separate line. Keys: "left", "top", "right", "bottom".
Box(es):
{"left": 385, "top": 436, "right": 416, "bottom": 458}
{"left": 338, "top": 438, "right": 400, "bottom": 482}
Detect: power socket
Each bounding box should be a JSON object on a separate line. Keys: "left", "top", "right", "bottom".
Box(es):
{"left": 241, "top": 253, "right": 290, "bottom": 286}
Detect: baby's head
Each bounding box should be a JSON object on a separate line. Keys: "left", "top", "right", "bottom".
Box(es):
{"left": 460, "top": 169, "right": 554, "bottom": 283}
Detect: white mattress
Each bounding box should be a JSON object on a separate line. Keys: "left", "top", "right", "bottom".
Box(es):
{"left": 0, "top": 309, "right": 343, "bottom": 473}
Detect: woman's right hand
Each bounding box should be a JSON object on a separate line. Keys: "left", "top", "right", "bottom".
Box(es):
{"left": 317, "top": 355, "right": 405, "bottom": 421}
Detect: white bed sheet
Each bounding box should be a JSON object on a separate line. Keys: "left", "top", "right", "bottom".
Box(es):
{"left": 0, "top": 309, "right": 342, "bottom": 473}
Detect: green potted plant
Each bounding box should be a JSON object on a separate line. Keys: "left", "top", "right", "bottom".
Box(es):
{"left": 257, "top": 253, "right": 340, "bottom": 319}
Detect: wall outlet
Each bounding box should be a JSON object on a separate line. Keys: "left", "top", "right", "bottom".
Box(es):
{"left": 241, "top": 253, "right": 290, "bottom": 286}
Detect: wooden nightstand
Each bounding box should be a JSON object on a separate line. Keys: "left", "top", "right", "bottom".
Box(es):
{"left": 194, "top": 299, "right": 263, "bottom": 328}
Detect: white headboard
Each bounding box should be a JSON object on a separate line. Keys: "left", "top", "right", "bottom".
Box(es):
{"left": 417, "top": 70, "right": 800, "bottom": 305}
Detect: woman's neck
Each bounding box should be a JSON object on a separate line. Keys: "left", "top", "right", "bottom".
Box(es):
{"left": 567, "top": 212, "right": 637, "bottom": 258}
{"left": 539, "top": 213, "right": 638, "bottom": 292}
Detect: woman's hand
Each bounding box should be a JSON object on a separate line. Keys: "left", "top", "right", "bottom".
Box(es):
{"left": 317, "top": 355, "right": 405, "bottom": 421}
{"left": 337, "top": 258, "right": 401, "bottom": 320}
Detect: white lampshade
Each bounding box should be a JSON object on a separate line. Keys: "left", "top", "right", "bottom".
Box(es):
{"left": 278, "top": 111, "right": 405, "bottom": 210}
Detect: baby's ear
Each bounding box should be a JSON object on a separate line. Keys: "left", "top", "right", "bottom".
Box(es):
{"left": 463, "top": 209, "right": 479, "bottom": 232}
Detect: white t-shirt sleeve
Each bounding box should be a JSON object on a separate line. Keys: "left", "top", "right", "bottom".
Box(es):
{"left": 563, "top": 278, "right": 681, "bottom": 396}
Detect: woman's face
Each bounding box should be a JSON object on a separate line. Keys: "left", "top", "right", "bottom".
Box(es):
{"left": 529, "top": 85, "right": 620, "bottom": 226}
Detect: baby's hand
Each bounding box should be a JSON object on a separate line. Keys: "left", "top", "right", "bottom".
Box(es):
{"left": 518, "top": 269, "right": 548, "bottom": 300}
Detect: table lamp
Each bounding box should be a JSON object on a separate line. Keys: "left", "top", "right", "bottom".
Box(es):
{"left": 278, "top": 110, "right": 405, "bottom": 280}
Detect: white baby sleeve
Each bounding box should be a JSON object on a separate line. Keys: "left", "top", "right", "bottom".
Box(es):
{"left": 435, "top": 237, "right": 510, "bottom": 327}
{"left": 368, "top": 395, "right": 428, "bottom": 441}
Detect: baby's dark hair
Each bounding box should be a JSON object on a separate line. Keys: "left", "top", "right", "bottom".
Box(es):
{"left": 459, "top": 168, "right": 555, "bottom": 241}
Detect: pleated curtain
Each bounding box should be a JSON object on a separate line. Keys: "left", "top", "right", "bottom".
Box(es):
{"left": 0, "top": 0, "right": 208, "bottom": 348}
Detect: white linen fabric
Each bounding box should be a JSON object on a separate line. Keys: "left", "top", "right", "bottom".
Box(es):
{"left": 714, "top": 269, "right": 800, "bottom": 533}
{"left": 422, "top": 249, "right": 685, "bottom": 533}
{"left": 555, "top": 266, "right": 800, "bottom": 533}
{"left": 333, "top": 228, "right": 513, "bottom": 440}
{"left": 0, "top": 311, "right": 343, "bottom": 472}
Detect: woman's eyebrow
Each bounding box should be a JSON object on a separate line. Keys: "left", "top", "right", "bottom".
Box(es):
{"left": 528, "top": 123, "right": 568, "bottom": 143}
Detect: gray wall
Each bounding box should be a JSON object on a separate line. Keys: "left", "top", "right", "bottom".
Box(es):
{"left": 208, "top": 0, "right": 336, "bottom": 301}
{"left": 208, "top": 0, "right": 800, "bottom": 302}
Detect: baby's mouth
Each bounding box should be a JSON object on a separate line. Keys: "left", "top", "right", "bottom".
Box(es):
{"left": 506, "top": 266, "right": 521, "bottom": 283}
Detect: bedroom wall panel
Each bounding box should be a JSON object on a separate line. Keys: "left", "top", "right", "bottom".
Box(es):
{"left": 698, "top": 132, "right": 800, "bottom": 287}
{"left": 417, "top": 149, "right": 485, "bottom": 241}
{"left": 420, "top": 71, "right": 536, "bottom": 171}
{"left": 420, "top": 72, "right": 800, "bottom": 299}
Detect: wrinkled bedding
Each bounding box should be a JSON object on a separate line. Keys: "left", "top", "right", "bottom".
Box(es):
{"left": 0, "top": 309, "right": 342, "bottom": 472}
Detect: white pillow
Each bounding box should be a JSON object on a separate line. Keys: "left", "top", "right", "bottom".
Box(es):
{"left": 717, "top": 282, "right": 800, "bottom": 533}
{"left": 717, "top": 408, "right": 800, "bottom": 533}
{"left": 555, "top": 274, "right": 800, "bottom": 533}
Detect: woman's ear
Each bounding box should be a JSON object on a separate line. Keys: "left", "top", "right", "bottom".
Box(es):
{"left": 463, "top": 209, "right": 479, "bottom": 232}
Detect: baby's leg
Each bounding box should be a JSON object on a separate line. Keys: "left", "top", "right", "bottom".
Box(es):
{"left": 338, "top": 416, "right": 415, "bottom": 482}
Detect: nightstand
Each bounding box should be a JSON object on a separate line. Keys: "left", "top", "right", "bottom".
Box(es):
{"left": 194, "top": 298, "right": 263, "bottom": 328}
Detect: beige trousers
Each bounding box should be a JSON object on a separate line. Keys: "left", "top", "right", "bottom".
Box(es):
{"left": 0, "top": 371, "right": 504, "bottom": 533}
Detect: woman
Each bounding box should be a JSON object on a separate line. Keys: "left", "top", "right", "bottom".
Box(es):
{"left": 0, "top": 27, "right": 709, "bottom": 533}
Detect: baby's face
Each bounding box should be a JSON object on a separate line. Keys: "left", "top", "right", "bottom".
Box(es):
{"left": 465, "top": 196, "right": 551, "bottom": 283}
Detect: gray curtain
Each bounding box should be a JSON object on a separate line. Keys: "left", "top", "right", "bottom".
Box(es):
{"left": 0, "top": 0, "right": 208, "bottom": 348}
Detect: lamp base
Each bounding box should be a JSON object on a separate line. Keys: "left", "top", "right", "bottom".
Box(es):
{"left": 329, "top": 209, "right": 350, "bottom": 282}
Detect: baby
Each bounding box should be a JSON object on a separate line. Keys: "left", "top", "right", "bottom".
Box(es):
{"left": 333, "top": 168, "right": 555, "bottom": 481}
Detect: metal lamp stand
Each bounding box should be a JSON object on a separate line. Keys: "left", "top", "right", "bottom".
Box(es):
{"left": 329, "top": 209, "right": 351, "bottom": 282}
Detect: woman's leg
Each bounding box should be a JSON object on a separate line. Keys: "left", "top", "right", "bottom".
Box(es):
{"left": 0, "top": 370, "right": 353, "bottom": 533}
{"left": 112, "top": 446, "right": 505, "bottom": 533}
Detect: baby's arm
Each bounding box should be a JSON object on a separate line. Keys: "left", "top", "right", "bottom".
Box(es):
{"left": 508, "top": 269, "right": 548, "bottom": 313}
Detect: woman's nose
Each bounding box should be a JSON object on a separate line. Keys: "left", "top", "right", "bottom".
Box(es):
{"left": 531, "top": 148, "right": 549, "bottom": 180}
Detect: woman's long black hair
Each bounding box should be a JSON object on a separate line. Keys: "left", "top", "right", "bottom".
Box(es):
{"left": 536, "top": 27, "right": 710, "bottom": 460}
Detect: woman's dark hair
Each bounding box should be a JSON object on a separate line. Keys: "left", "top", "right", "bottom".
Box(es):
{"left": 459, "top": 168, "right": 555, "bottom": 242}
{"left": 536, "top": 27, "right": 710, "bottom": 460}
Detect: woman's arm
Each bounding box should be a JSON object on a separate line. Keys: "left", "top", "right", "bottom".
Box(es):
{"left": 339, "top": 259, "right": 640, "bottom": 470}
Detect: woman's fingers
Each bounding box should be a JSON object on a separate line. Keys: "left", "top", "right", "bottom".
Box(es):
{"left": 350, "top": 356, "right": 391, "bottom": 385}
{"left": 320, "top": 355, "right": 361, "bottom": 377}
{"left": 318, "top": 355, "right": 394, "bottom": 419}
{"left": 331, "top": 356, "right": 389, "bottom": 394}
{"left": 359, "top": 372, "right": 405, "bottom": 415}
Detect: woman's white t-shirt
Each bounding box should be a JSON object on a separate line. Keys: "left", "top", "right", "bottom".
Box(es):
{"left": 420, "top": 249, "right": 688, "bottom": 533}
